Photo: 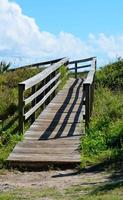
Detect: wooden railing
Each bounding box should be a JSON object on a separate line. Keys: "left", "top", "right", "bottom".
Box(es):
{"left": 68, "top": 57, "right": 95, "bottom": 78}
{"left": 18, "top": 58, "right": 69, "bottom": 134}
{"left": 68, "top": 56, "right": 96, "bottom": 126}
{"left": 9, "top": 57, "right": 64, "bottom": 71}
{"left": 83, "top": 57, "right": 96, "bottom": 126}
{"left": 18, "top": 56, "right": 96, "bottom": 133}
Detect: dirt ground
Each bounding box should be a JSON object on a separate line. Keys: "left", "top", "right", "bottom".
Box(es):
{"left": 0, "top": 168, "right": 117, "bottom": 193}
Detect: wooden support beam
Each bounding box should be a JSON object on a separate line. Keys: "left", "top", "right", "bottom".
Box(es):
{"left": 18, "top": 84, "right": 25, "bottom": 134}
{"left": 75, "top": 62, "right": 77, "bottom": 79}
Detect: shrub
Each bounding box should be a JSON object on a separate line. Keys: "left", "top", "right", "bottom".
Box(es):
{"left": 81, "top": 60, "right": 123, "bottom": 166}
{"left": 96, "top": 60, "right": 123, "bottom": 90}
{"left": 59, "top": 65, "right": 68, "bottom": 89}
{"left": 81, "top": 87, "right": 123, "bottom": 156}
{"left": 0, "top": 61, "right": 11, "bottom": 73}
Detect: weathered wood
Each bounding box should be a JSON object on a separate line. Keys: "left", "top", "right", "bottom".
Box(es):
{"left": 83, "top": 83, "right": 90, "bottom": 126}
{"left": 24, "top": 80, "right": 61, "bottom": 120}
{"left": 18, "top": 84, "right": 25, "bottom": 134}
{"left": 24, "top": 73, "right": 60, "bottom": 105}
{"left": 8, "top": 55, "right": 97, "bottom": 168}
{"left": 69, "top": 57, "right": 95, "bottom": 64}
{"left": 31, "top": 85, "right": 36, "bottom": 124}
{"left": 75, "top": 62, "right": 77, "bottom": 78}
{"left": 8, "top": 154, "right": 80, "bottom": 163}
{"left": 83, "top": 70, "right": 95, "bottom": 85}
{"left": 69, "top": 64, "right": 91, "bottom": 70}
{"left": 20, "top": 58, "right": 68, "bottom": 90}
{"left": 83, "top": 57, "right": 96, "bottom": 126}
{"left": 9, "top": 57, "right": 64, "bottom": 71}
{"left": 13, "top": 146, "right": 79, "bottom": 154}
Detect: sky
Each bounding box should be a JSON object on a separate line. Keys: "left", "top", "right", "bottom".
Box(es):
{"left": 0, "top": 0, "right": 123, "bottom": 67}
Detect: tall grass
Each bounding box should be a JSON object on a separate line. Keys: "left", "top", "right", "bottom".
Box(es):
{"left": 0, "top": 67, "right": 43, "bottom": 167}
{"left": 81, "top": 60, "right": 123, "bottom": 167}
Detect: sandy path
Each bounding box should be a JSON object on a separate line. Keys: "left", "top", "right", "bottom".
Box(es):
{"left": 0, "top": 169, "right": 112, "bottom": 192}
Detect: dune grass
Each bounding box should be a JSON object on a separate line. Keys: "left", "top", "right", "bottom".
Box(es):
{"left": 81, "top": 60, "right": 123, "bottom": 168}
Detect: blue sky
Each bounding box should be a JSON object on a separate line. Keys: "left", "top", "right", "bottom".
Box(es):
{"left": 14, "top": 0, "right": 123, "bottom": 38}
{"left": 1, "top": 0, "right": 123, "bottom": 67}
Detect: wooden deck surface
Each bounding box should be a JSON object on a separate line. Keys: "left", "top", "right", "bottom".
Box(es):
{"left": 7, "top": 78, "right": 84, "bottom": 169}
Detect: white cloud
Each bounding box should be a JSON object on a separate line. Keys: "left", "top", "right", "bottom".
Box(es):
{"left": 0, "top": 0, "right": 123, "bottom": 67}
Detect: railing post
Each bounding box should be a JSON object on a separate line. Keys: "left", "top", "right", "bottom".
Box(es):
{"left": 31, "top": 85, "right": 36, "bottom": 124}
{"left": 52, "top": 70, "right": 56, "bottom": 98}
{"left": 83, "top": 83, "right": 90, "bottom": 127}
{"left": 75, "top": 62, "right": 77, "bottom": 79}
{"left": 18, "top": 84, "right": 25, "bottom": 134}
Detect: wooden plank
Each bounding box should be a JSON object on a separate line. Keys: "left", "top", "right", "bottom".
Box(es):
{"left": 28, "top": 123, "right": 81, "bottom": 134}
{"left": 17, "top": 138, "right": 80, "bottom": 144}
{"left": 51, "top": 98, "right": 83, "bottom": 104}
{"left": 24, "top": 131, "right": 81, "bottom": 140}
{"left": 12, "top": 147, "right": 79, "bottom": 155}
{"left": 8, "top": 153, "right": 80, "bottom": 162}
{"left": 24, "top": 135, "right": 81, "bottom": 140}
{"left": 35, "top": 118, "right": 81, "bottom": 124}
{"left": 16, "top": 142, "right": 79, "bottom": 149}
{"left": 39, "top": 111, "right": 82, "bottom": 118}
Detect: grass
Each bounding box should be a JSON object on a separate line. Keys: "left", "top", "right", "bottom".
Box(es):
{"left": 81, "top": 59, "right": 123, "bottom": 168}
{"left": 0, "top": 60, "right": 123, "bottom": 199}
{"left": 0, "top": 67, "right": 43, "bottom": 167}
{"left": 0, "top": 181, "right": 123, "bottom": 200}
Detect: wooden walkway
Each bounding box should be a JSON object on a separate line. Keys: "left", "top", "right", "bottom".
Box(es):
{"left": 7, "top": 78, "right": 84, "bottom": 168}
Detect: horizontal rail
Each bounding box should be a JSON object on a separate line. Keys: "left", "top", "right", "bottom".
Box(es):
{"left": 19, "top": 58, "right": 68, "bottom": 90}
{"left": 69, "top": 64, "right": 91, "bottom": 71}
{"left": 24, "top": 80, "right": 61, "bottom": 120}
{"left": 69, "top": 57, "right": 95, "bottom": 64}
{"left": 9, "top": 57, "right": 64, "bottom": 71}
{"left": 83, "top": 70, "right": 95, "bottom": 85}
{"left": 18, "top": 58, "right": 69, "bottom": 134}
{"left": 24, "top": 73, "right": 60, "bottom": 106}
{"left": 68, "top": 57, "right": 95, "bottom": 78}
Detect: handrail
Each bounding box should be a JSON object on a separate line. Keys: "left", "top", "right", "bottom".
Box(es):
{"left": 69, "top": 56, "right": 95, "bottom": 64}
{"left": 9, "top": 57, "right": 64, "bottom": 71}
{"left": 18, "top": 56, "right": 96, "bottom": 133}
{"left": 68, "top": 57, "right": 96, "bottom": 78}
{"left": 18, "top": 58, "right": 69, "bottom": 134}
{"left": 19, "top": 58, "right": 68, "bottom": 90}
{"left": 83, "top": 57, "right": 96, "bottom": 126}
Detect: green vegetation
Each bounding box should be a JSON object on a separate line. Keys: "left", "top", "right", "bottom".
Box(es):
{"left": 0, "top": 61, "right": 11, "bottom": 73}
{"left": 81, "top": 60, "right": 123, "bottom": 167}
{"left": 0, "top": 182, "right": 123, "bottom": 200}
{"left": 59, "top": 64, "right": 68, "bottom": 89}
{"left": 96, "top": 60, "right": 123, "bottom": 90}
{"left": 0, "top": 67, "right": 43, "bottom": 167}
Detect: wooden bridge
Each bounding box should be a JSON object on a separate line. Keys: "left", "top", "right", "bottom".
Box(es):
{"left": 7, "top": 57, "right": 96, "bottom": 169}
